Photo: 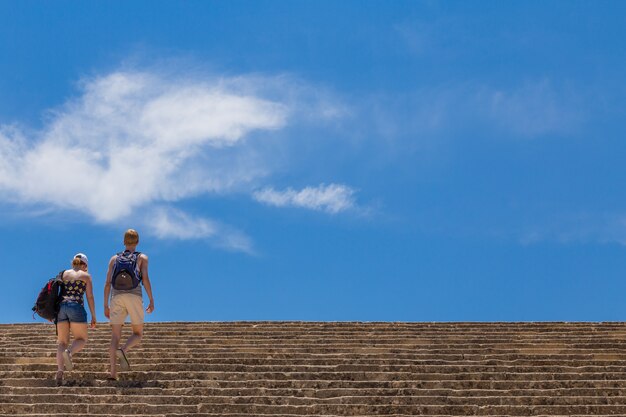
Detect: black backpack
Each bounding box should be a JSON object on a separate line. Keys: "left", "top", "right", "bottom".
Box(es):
{"left": 32, "top": 271, "right": 64, "bottom": 321}
{"left": 111, "top": 250, "right": 142, "bottom": 290}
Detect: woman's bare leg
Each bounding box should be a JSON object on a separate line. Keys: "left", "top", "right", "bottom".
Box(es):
{"left": 56, "top": 322, "right": 70, "bottom": 372}
{"left": 68, "top": 322, "right": 88, "bottom": 355}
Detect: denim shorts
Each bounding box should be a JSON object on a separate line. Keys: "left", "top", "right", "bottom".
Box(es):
{"left": 57, "top": 302, "right": 87, "bottom": 323}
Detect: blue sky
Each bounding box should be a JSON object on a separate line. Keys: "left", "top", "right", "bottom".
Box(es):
{"left": 2, "top": 1, "right": 626, "bottom": 323}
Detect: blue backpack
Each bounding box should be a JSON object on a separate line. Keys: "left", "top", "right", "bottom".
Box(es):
{"left": 111, "top": 251, "right": 142, "bottom": 290}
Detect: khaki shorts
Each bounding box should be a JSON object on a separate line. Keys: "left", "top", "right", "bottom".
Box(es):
{"left": 109, "top": 293, "right": 144, "bottom": 325}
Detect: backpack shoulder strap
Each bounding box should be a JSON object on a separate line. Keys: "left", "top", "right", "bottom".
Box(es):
{"left": 133, "top": 252, "right": 143, "bottom": 280}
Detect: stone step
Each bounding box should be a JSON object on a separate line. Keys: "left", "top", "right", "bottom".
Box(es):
{"left": 5, "top": 327, "right": 626, "bottom": 335}
{"left": 5, "top": 333, "right": 624, "bottom": 341}
{"left": 4, "top": 358, "right": 626, "bottom": 366}
{"left": 8, "top": 326, "right": 626, "bottom": 334}
{"left": 4, "top": 377, "right": 626, "bottom": 390}
{"left": 24, "top": 324, "right": 624, "bottom": 331}
{"left": 0, "top": 413, "right": 615, "bottom": 417}
{"left": 6, "top": 363, "right": 626, "bottom": 374}
{"left": 6, "top": 349, "right": 626, "bottom": 359}
{"left": 0, "top": 415, "right": 166, "bottom": 417}
{"left": 12, "top": 352, "right": 626, "bottom": 361}
{"left": 11, "top": 332, "right": 626, "bottom": 341}
{"left": 7, "top": 349, "right": 625, "bottom": 366}
{"left": 4, "top": 322, "right": 626, "bottom": 416}
{"left": 6, "top": 370, "right": 626, "bottom": 382}
{"left": 9, "top": 341, "right": 626, "bottom": 351}
{"left": 5, "top": 393, "right": 626, "bottom": 406}
{"left": 15, "top": 338, "right": 626, "bottom": 347}
{"left": 4, "top": 402, "right": 626, "bottom": 415}
{"left": 6, "top": 330, "right": 625, "bottom": 338}
{"left": 6, "top": 320, "right": 626, "bottom": 327}
{"left": 9, "top": 347, "right": 626, "bottom": 357}
{"left": 5, "top": 385, "right": 626, "bottom": 398}
{"left": 6, "top": 358, "right": 626, "bottom": 368}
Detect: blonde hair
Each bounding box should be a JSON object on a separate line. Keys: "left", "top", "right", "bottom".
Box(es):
{"left": 124, "top": 229, "right": 139, "bottom": 245}
{"left": 72, "top": 258, "right": 86, "bottom": 269}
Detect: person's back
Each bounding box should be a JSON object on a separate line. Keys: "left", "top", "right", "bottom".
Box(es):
{"left": 55, "top": 253, "right": 96, "bottom": 385}
{"left": 104, "top": 229, "right": 155, "bottom": 380}
{"left": 110, "top": 249, "right": 144, "bottom": 298}
{"left": 60, "top": 269, "right": 89, "bottom": 304}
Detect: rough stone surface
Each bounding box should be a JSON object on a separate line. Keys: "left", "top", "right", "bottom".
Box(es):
{"left": 1, "top": 321, "right": 626, "bottom": 416}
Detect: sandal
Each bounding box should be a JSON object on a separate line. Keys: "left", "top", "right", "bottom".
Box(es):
{"left": 116, "top": 348, "right": 130, "bottom": 371}
{"left": 55, "top": 370, "right": 64, "bottom": 386}
{"left": 62, "top": 349, "right": 73, "bottom": 371}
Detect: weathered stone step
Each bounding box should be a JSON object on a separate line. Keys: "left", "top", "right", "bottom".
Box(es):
{"left": 6, "top": 325, "right": 626, "bottom": 335}
{"left": 7, "top": 335, "right": 625, "bottom": 344}
{"left": 6, "top": 320, "right": 626, "bottom": 327}
{"left": 5, "top": 385, "right": 626, "bottom": 398}
{"left": 11, "top": 347, "right": 626, "bottom": 357}
{"left": 6, "top": 319, "right": 624, "bottom": 324}
{"left": 6, "top": 357, "right": 626, "bottom": 368}
{"left": 5, "top": 393, "right": 626, "bottom": 406}
{"left": 16, "top": 337, "right": 626, "bottom": 347}
{"left": 7, "top": 369, "right": 626, "bottom": 382}
{"left": 0, "top": 414, "right": 619, "bottom": 417}
{"left": 4, "top": 322, "right": 626, "bottom": 415}
{"left": 0, "top": 404, "right": 196, "bottom": 414}
{"left": 4, "top": 402, "right": 626, "bottom": 415}
{"left": 4, "top": 376, "right": 626, "bottom": 390}
{"left": 9, "top": 326, "right": 626, "bottom": 335}
{"left": 3, "top": 356, "right": 626, "bottom": 365}
{"left": 9, "top": 339, "right": 626, "bottom": 348}
{"left": 10, "top": 340, "right": 626, "bottom": 352}
{"left": 0, "top": 413, "right": 615, "bottom": 417}
{"left": 0, "top": 415, "right": 166, "bottom": 417}
{"left": 5, "top": 384, "right": 626, "bottom": 395}
{"left": 6, "top": 363, "right": 626, "bottom": 374}
{"left": 13, "top": 333, "right": 626, "bottom": 343}
{"left": 6, "top": 350, "right": 626, "bottom": 361}
{"left": 25, "top": 324, "right": 625, "bottom": 331}
{"left": 7, "top": 352, "right": 626, "bottom": 365}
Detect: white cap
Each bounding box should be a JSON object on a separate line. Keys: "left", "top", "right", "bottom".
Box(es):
{"left": 74, "top": 253, "right": 88, "bottom": 265}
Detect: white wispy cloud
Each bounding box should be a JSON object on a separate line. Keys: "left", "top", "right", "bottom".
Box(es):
{"left": 0, "top": 70, "right": 288, "bottom": 250}
{"left": 0, "top": 69, "right": 355, "bottom": 250}
{"left": 517, "top": 213, "right": 626, "bottom": 246}
{"left": 360, "top": 80, "right": 584, "bottom": 143}
{"left": 253, "top": 183, "right": 357, "bottom": 214}
{"left": 150, "top": 206, "right": 254, "bottom": 253}
{"left": 477, "top": 80, "right": 583, "bottom": 137}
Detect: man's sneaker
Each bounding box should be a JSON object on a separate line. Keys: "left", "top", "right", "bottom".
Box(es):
{"left": 62, "top": 349, "right": 73, "bottom": 371}
{"left": 117, "top": 348, "right": 130, "bottom": 371}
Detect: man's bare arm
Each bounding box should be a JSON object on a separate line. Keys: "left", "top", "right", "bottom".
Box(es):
{"left": 141, "top": 254, "right": 155, "bottom": 313}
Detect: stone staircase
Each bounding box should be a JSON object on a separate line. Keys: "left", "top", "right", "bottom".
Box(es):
{"left": 2, "top": 322, "right": 626, "bottom": 416}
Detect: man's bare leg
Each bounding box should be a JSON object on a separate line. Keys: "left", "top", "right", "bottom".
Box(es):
{"left": 122, "top": 324, "right": 143, "bottom": 352}
{"left": 109, "top": 324, "right": 122, "bottom": 379}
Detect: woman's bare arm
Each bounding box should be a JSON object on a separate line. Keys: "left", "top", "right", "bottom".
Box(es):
{"left": 84, "top": 273, "right": 97, "bottom": 328}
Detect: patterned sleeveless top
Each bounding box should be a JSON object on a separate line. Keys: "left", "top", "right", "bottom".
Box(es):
{"left": 60, "top": 280, "right": 87, "bottom": 305}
